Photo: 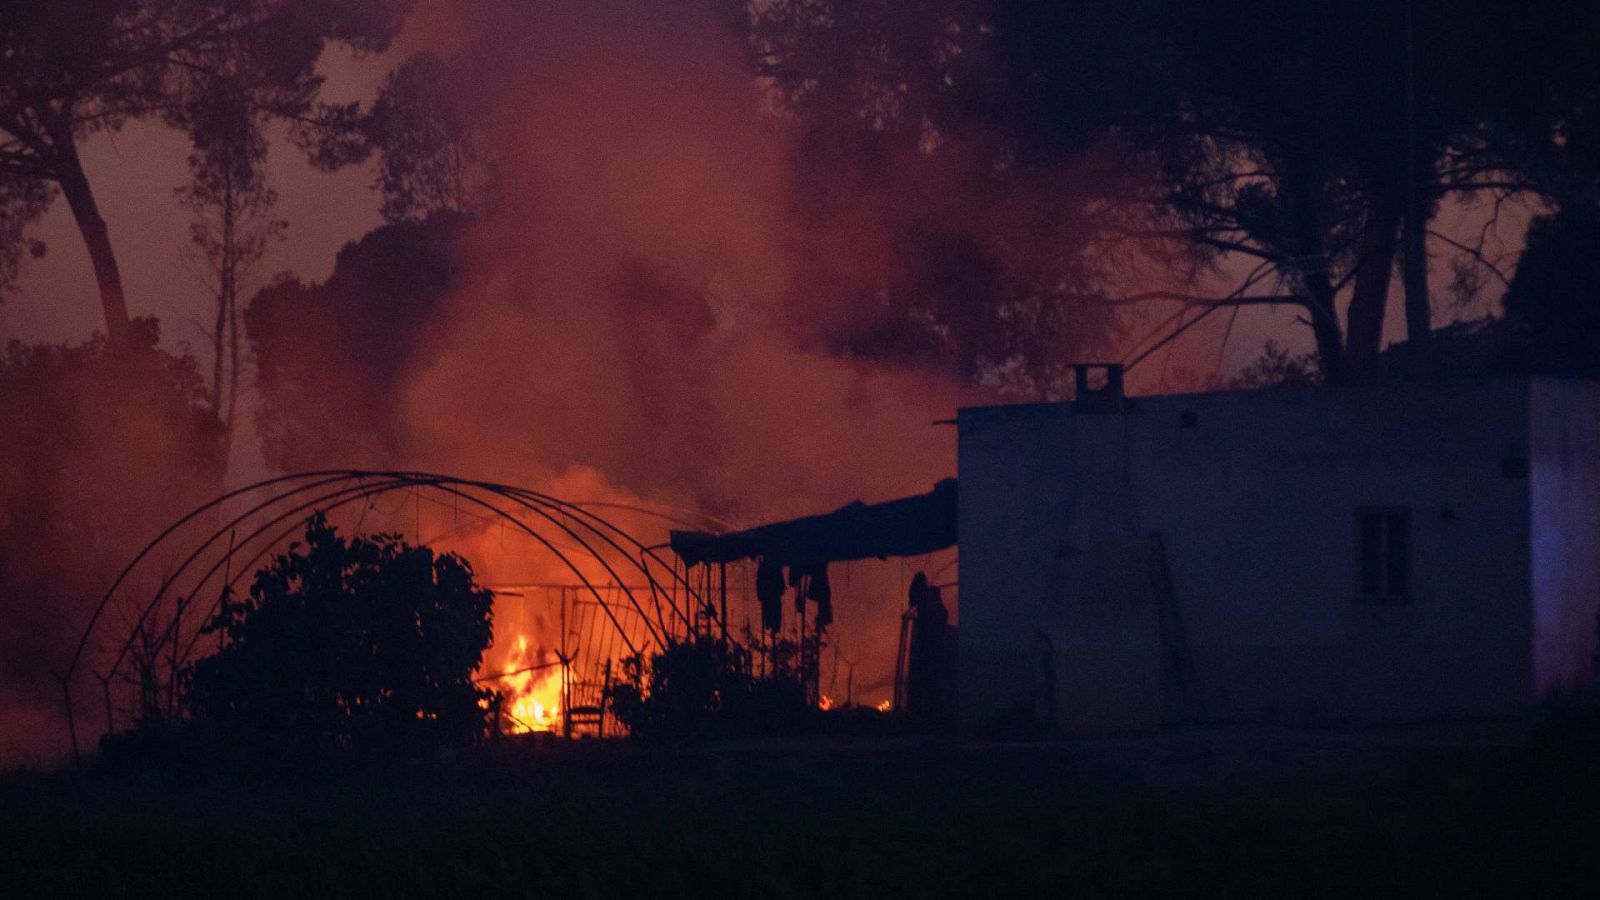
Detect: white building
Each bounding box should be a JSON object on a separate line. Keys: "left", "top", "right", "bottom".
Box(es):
{"left": 957, "top": 369, "right": 1600, "bottom": 732}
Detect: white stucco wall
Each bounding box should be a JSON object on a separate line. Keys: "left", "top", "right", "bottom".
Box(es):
{"left": 958, "top": 378, "right": 1538, "bottom": 732}
{"left": 1530, "top": 377, "right": 1600, "bottom": 698}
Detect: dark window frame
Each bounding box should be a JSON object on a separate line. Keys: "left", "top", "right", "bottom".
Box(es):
{"left": 1356, "top": 505, "right": 1413, "bottom": 604}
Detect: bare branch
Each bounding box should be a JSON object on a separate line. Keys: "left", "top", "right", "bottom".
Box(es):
{"left": 1105, "top": 290, "right": 1301, "bottom": 308}
{"left": 1427, "top": 228, "right": 1515, "bottom": 288}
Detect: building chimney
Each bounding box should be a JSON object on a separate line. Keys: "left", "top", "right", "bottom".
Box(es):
{"left": 1073, "top": 363, "right": 1127, "bottom": 412}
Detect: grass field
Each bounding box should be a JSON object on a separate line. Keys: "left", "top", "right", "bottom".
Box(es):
{"left": 4, "top": 720, "right": 1600, "bottom": 897}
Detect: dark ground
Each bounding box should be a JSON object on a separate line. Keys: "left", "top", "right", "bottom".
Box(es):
{"left": 4, "top": 718, "right": 1600, "bottom": 898}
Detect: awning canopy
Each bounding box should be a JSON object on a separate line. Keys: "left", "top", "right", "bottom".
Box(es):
{"left": 669, "top": 478, "right": 957, "bottom": 567}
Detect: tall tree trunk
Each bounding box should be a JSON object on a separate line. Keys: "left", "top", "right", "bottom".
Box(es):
{"left": 1344, "top": 195, "right": 1403, "bottom": 375}
{"left": 226, "top": 274, "right": 240, "bottom": 460}
{"left": 220, "top": 181, "right": 239, "bottom": 464}
{"left": 210, "top": 273, "right": 227, "bottom": 419}
{"left": 1301, "top": 268, "right": 1346, "bottom": 383}
{"left": 50, "top": 124, "right": 132, "bottom": 345}
{"left": 1399, "top": 0, "right": 1432, "bottom": 369}
{"left": 1401, "top": 201, "right": 1430, "bottom": 348}
{"left": 1276, "top": 155, "right": 1347, "bottom": 383}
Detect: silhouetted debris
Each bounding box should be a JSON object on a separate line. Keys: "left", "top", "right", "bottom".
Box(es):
{"left": 903, "top": 573, "right": 951, "bottom": 729}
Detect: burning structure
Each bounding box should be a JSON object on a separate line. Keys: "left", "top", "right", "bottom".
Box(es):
{"left": 670, "top": 480, "right": 958, "bottom": 716}
{"left": 959, "top": 366, "right": 1600, "bottom": 732}
{"left": 687, "top": 364, "right": 1600, "bottom": 736}
{"left": 63, "top": 472, "right": 750, "bottom": 753}
{"left": 67, "top": 469, "right": 956, "bottom": 753}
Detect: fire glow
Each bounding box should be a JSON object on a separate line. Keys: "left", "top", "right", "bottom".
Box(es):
{"left": 496, "top": 635, "right": 563, "bottom": 734}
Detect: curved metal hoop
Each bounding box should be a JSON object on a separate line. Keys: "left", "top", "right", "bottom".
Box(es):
{"left": 61, "top": 470, "right": 723, "bottom": 762}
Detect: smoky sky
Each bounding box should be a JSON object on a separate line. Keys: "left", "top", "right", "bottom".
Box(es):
{"left": 0, "top": 0, "right": 1526, "bottom": 389}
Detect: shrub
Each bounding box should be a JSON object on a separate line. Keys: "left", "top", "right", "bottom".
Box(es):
{"left": 182, "top": 513, "right": 497, "bottom": 758}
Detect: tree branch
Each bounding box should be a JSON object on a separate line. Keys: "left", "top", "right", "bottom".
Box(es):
{"left": 1105, "top": 290, "right": 1302, "bottom": 308}
{"left": 1427, "top": 228, "right": 1514, "bottom": 288}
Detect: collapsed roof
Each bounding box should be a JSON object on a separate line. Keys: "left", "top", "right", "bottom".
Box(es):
{"left": 669, "top": 478, "right": 958, "bottom": 567}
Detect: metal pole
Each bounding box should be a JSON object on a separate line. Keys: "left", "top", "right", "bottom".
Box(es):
{"left": 166, "top": 593, "right": 179, "bottom": 722}
{"left": 719, "top": 562, "right": 729, "bottom": 644}
{"left": 100, "top": 675, "right": 113, "bottom": 736}
{"left": 561, "top": 586, "right": 571, "bottom": 739}
{"left": 798, "top": 575, "right": 808, "bottom": 703}
{"left": 60, "top": 678, "right": 80, "bottom": 767}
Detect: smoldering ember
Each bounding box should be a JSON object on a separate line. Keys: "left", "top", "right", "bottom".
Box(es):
{"left": 6, "top": 1, "right": 1600, "bottom": 896}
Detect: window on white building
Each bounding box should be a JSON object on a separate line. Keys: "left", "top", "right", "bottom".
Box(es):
{"left": 1357, "top": 505, "right": 1412, "bottom": 602}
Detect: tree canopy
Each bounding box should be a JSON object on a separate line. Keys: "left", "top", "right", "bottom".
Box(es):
{"left": 0, "top": 321, "right": 223, "bottom": 735}
{"left": 1503, "top": 206, "right": 1600, "bottom": 378}
{"left": 361, "top": 52, "right": 488, "bottom": 223}
{"left": 744, "top": 0, "right": 1143, "bottom": 397}
{"left": 740, "top": 0, "right": 1600, "bottom": 385}
{"left": 0, "top": 0, "right": 409, "bottom": 342}
{"left": 245, "top": 212, "right": 467, "bottom": 471}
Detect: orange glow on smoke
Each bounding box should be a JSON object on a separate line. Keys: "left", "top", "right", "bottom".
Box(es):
{"left": 496, "top": 634, "right": 563, "bottom": 733}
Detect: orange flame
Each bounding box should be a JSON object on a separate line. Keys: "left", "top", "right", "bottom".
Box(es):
{"left": 497, "top": 634, "right": 563, "bottom": 733}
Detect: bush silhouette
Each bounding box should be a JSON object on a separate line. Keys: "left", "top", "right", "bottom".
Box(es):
{"left": 183, "top": 513, "right": 496, "bottom": 757}
{"left": 606, "top": 633, "right": 817, "bottom": 741}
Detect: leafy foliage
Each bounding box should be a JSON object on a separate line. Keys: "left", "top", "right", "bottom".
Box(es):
{"left": 606, "top": 633, "right": 817, "bottom": 741}
{"left": 1503, "top": 206, "right": 1600, "bottom": 378}
{"left": 743, "top": 0, "right": 1141, "bottom": 398}
{"left": 742, "top": 0, "right": 1600, "bottom": 384}
{"left": 0, "top": 322, "right": 223, "bottom": 733}
{"left": 183, "top": 513, "right": 497, "bottom": 756}
{"left": 1228, "top": 341, "right": 1322, "bottom": 390}
{"left": 176, "top": 77, "right": 287, "bottom": 453}
{"left": 0, "top": 0, "right": 409, "bottom": 331}
{"left": 0, "top": 175, "right": 51, "bottom": 301}
{"left": 288, "top": 49, "right": 491, "bottom": 224}
{"left": 362, "top": 53, "right": 488, "bottom": 223}
{"left": 245, "top": 213, "right": 467, "bottom": 470}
